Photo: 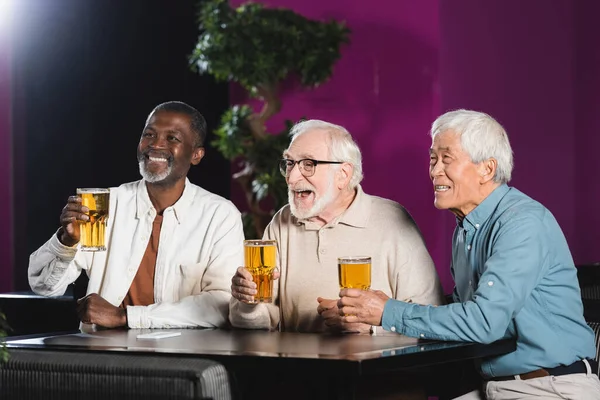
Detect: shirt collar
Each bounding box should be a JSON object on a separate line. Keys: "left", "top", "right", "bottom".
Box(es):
{"left": 135, "top": 178, "right": 195, "bottom": 223}
{"left": 462, "top": 184, "right": 510, "bottom": 230}
{"left": 296, "top": 185, "right": 370, "bottom": 230}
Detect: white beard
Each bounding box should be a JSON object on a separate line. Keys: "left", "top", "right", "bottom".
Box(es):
{"left": 288, "top": 173, "right": 336, "bottom": 220}
{"left": 138, "top": 160, "right": 172, "bottom": 183}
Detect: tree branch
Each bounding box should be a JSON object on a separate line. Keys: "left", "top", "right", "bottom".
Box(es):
{"left": 233, "top": 162, "right": 271, "bottom": 237}
{"left": 247, "top": 83, "right": 281, "bottom": 140}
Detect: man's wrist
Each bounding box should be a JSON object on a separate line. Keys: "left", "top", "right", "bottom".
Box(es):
{"left": 57, "top": 227, "right": 78, "bottom": 247}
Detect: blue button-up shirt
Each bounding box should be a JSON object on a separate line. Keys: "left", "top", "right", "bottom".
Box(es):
{"left": 382, "top": 184, "right": 595, "bottom": 377}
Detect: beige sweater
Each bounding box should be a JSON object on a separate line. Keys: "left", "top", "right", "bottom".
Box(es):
{"left": 229, "top": 186, "right": 444, "bottom": 333}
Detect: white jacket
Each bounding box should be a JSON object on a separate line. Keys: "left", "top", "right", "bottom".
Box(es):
{"left": 29, "top": 179, "right": 244, "bottom": 329}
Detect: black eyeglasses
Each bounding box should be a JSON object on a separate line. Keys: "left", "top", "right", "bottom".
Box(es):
{"left": 279, "top": 158, "right": 344, "bottom": 178}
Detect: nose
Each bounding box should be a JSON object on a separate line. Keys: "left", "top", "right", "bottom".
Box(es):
{"left": 286, "top": 162, "right": 304, "bottom": 185}
{"left": 149, "top": 135, "right": 168, "bottom": 149}
{"left": 430, "top": 159, "right": 443, "bottom": 179}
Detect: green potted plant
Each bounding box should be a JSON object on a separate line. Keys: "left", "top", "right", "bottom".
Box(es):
{"left": 0, "top": 311, "right": 8, "bottom": 362}
{"left": 190, "top": 0, "right": 350, "bottom": 238}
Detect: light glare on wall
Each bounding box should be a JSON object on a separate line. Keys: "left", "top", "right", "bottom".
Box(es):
{"left": 0, "top": 0, "right": 11, "bottom": 30}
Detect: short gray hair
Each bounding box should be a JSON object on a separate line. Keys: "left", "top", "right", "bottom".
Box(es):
{"left": 288, "top": 119, "right": 364, "bottom": 189}
{"left": 430, "top": 109, "right": 514, "bottom": 184}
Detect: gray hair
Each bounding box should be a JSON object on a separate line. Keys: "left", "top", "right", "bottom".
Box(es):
{"left": 288, "top": 119, "right": 364, "bottom": 189}
{"left": 430, "top": 109, "right": 513, "bottom": 184}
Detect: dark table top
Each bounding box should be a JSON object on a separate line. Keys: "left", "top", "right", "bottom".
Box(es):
{"left": 6, "top": 328, "right": 515, "bottom": 376}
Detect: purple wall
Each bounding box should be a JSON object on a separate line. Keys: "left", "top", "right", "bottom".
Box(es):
{"left": 229, "top": 0, "right": 600, "bottom": 293}
{"left": 439, "top": 0, "right": 600, "bottom": 267}
{"left": 439, "top": 0, "right": 579, "bottom": 273}
{"left": 574, "top": 1, "right": 600, "bottom": 263}
{"left": 0, "top": 21, "right": 12, "bottom": 292}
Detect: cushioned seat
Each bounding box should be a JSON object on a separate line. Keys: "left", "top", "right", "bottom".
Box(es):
{"left": 578, "top": 263, "right": 600, "bottom": 300}
{"left": 0, "top": 349, "right": 232, "bottom": 399}
{"left": 588, "top": 322, "right": 600, "bottom": 377}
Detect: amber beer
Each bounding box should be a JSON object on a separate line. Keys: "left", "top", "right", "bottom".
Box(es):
{"left": 77, "top": 188, "right": 110, "bottom": 251}
{"left": 244, "top": 240, "right": 277, "bottom": 303}
{"left": 338, "top": 256, "right": 371, "bottom": 290}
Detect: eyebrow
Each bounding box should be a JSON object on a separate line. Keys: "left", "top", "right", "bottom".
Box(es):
{"left": 282, "top": 152, "right": 316, "bottom": 159}
{"left": 144, "top": 127, "right": 183, "bottom": 136}
{"left": 430, "top": 146, "right": 451, "bottom": 154}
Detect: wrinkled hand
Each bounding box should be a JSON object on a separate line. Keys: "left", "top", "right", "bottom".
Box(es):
{"left": 338, "top": 289, "right": 390, "bottom": 326}
{"left": 231, "top": 267, "right": 280, "bottom": 304}
{"left": 317, "top": 297, "right": 371, "bottom": 334}
{"left": 58, "top": 195, "right": 89, "bottom": 246}
{"left": 77, "top": 293, "right": 127, "bottom": 328}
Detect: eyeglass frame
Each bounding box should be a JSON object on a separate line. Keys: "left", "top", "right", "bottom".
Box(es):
{"left": 279, "top": 158, "right": 344, "bottom": 178}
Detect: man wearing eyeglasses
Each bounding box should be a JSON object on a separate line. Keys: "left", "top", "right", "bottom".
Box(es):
{"left": 229, "top": 119, "right": 445, "bottom": 334}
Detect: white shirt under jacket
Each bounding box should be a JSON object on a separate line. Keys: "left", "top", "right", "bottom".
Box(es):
{"left": 28, "top": 179, "right": 244, "bottom": 329}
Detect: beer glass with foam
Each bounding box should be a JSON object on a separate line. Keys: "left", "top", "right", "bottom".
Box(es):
{"left": 244, "top": 240, "right": 277, "bottom": 303}
{"left": 76, "top": 188, "right": 110, "bottom": 251}
{"left": 338, "top": 256, "right": 371, "bottom": 290}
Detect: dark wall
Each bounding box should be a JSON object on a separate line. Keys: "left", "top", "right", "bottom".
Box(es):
{"left": 11, "top": 0, "right": 229, "bottom": 290}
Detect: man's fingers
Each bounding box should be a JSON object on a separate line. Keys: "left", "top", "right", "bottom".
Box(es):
{"left": 236, "top": 294, "right": 256, "bottom": 303}
{"left": 232, "top": 275, "right": 256, "bottom": 289}
{"left": 230, "top": 268, "right": 258, "bottom": 304}
{"left": 341, "top": 314, "right": 358, "bottom": 324}
{"left": 272, "top": 268, "right": 280, "bottom": 280}
{"left": 339, "top": 305, "right": 349, "bottom": 316}
{"left": 233, "top": 285, "right": 257, "bottom": 296}
{"left": 60, "top": 204, "right": 90, "bottom": 227}
{"left": 231, "top": 286, "right": 256, "bottom": 303}
{"left": 63, "top": 201, "right": 89, "bottom": 216}
{"left": 317, "top": 304, "right": 332, "bottom": 315}
{"left": 232, "top": 268, "right": 256, "bottom": 288}
{"left": 235, "top": 267, "right": 254, "bottom": 281}
{"left": 231, "top": 272, "right": 257, "bottom": 303}
{"left": 337, "top": 295, "right": 358, "bottom": 309}
{"left": 63, "top": 201, "right": 88, "bottom": 212}
{"left": 321, "top": 308, "right": 339, "bottom": 320}
{"left": 61, "top": 213, "right": 88, "bottom": 225}
{"left": 338, "top": 288, "right": 363, "bottom": 298}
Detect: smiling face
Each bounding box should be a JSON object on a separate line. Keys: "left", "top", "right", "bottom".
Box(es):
{"left": 137, "top": 110, "right": 204, "bottom": 187}
{"left": 284, "top": 129, "right": 345, "bottom": 220}
{"left": 429, "top": 130, "right": 491, "bottom": 219}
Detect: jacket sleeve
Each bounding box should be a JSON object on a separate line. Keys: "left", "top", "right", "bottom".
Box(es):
{"left": 228, "top": 219, "right": 281, "bottom": 330}
{"left": 28, "top": 230, "right": 87, "bottom": 297}
{"left": 383, "top": 215, "right": 547, "bottom": 343}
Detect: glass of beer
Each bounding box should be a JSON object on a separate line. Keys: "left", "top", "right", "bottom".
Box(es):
{"left": 338, "top": 256, "right": 371, "bottom": 290}
{"left": 77, "top": 188, "right": 110, "bottom": 251}
{"left": 244, "top": 240, "right": 277, "bottom": 303}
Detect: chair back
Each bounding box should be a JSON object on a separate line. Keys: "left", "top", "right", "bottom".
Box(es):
{"left": 0, "top": 349, "right": 232, "bottom": 399}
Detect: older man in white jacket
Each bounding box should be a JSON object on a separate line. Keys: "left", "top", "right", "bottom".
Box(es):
{"left": 29, "top": 101, "right": 244, "bottom": 330}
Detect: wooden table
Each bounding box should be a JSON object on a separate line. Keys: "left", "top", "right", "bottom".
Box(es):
{"left": 6, "top": 329, "right": 515, "bottom": 399}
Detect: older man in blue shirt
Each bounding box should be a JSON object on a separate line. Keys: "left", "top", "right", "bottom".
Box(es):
{"left": 339, "top": 109, "right": 600, "bottom": 399}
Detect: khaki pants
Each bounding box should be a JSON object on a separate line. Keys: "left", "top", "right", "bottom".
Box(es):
{"left": 454, "top": 365, "right": 600, "bottom": 400}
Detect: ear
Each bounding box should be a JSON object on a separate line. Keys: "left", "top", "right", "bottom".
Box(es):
{"left": 478, "top": 158, "right": 497, "bottom": 184}
{"left": 336, "top": 163, "right": 354, "bottom": 189}
{"left": 190, "top": 147, "right": 205, "bottom": 166}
